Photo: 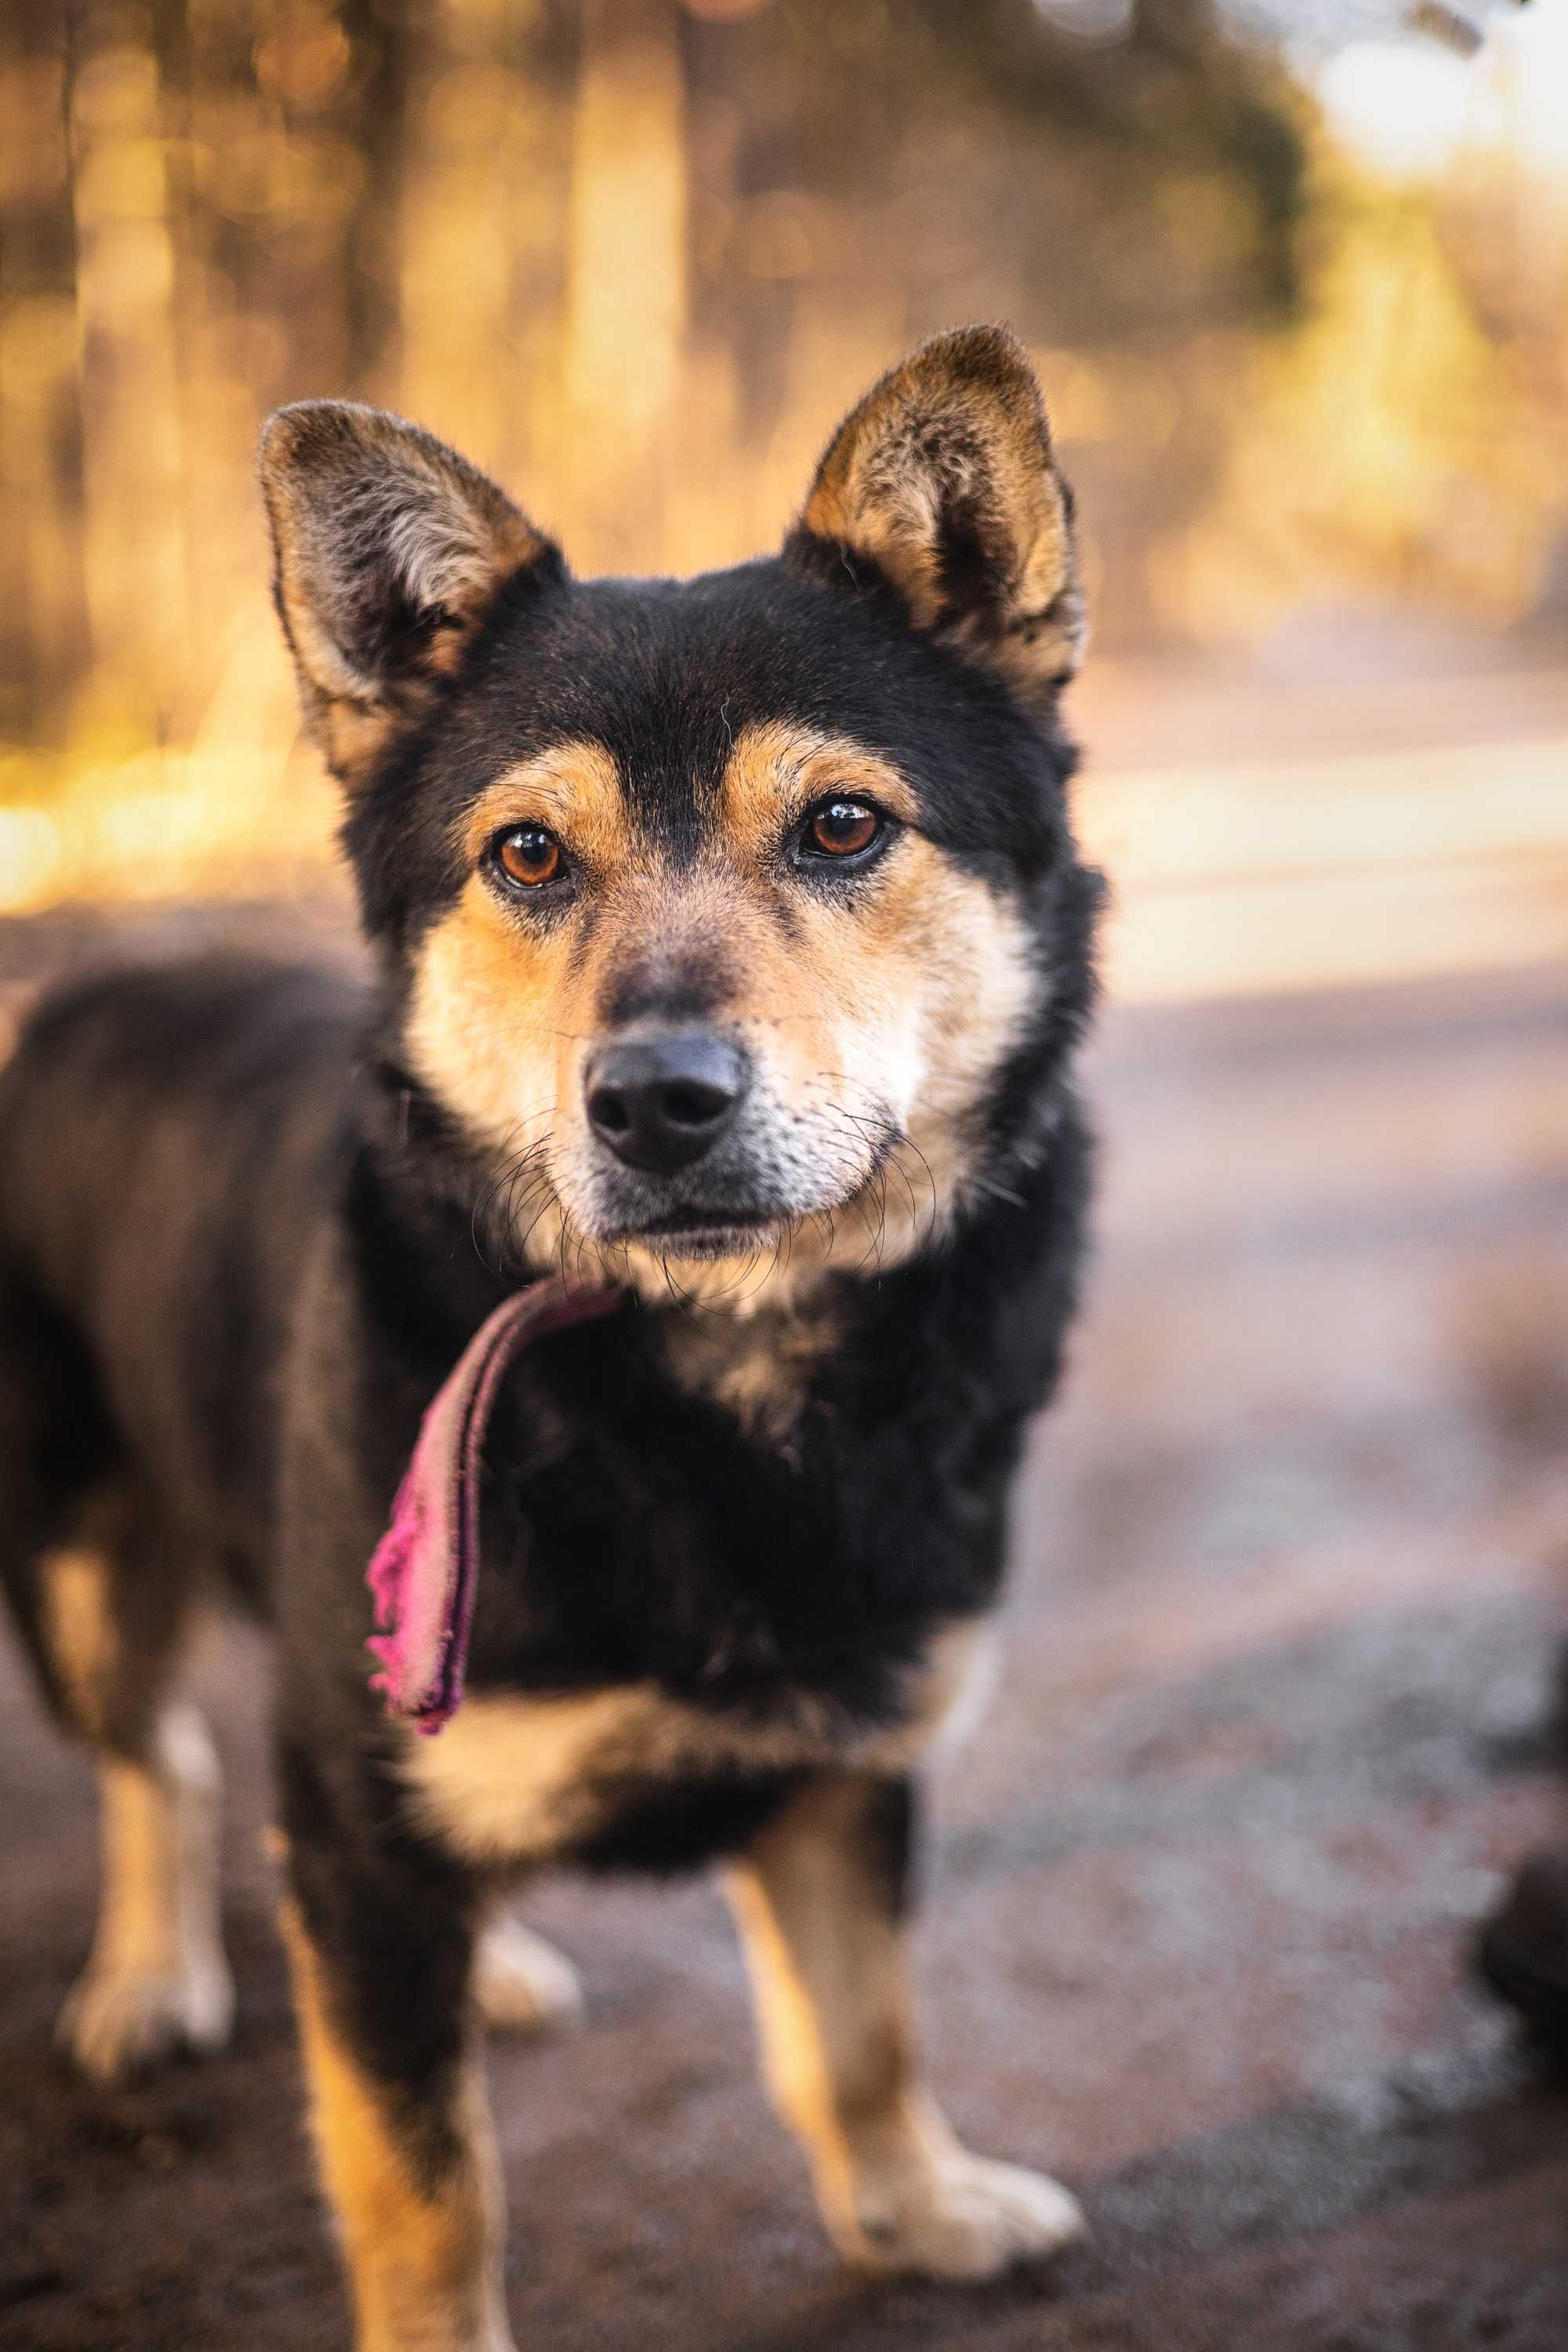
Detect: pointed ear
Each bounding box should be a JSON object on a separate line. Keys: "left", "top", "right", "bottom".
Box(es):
{"left": 259, "top": 401, "right": 560, "bottom": 786}
{"left": 785, "top": 325, "right": 1085, "bottom": 697}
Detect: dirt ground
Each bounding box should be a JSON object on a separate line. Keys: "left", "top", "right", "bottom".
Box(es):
{"left": 2, "top": 901, "right": 1568, "bottom": 2351}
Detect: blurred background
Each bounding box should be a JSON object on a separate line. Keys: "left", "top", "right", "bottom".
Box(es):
{"left": 1, "top": 0, "right": 1566, "bottom": 993}
{"left": 5, "top": 6, "right": 1568, "bottom": 2348}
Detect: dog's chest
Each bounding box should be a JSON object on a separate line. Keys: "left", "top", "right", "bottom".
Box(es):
{"left": 655, "top": 1295, "right": 840, "bottom": 1450}
{"left": 399, "top": 1620, "right": 989, "bottom": 1868}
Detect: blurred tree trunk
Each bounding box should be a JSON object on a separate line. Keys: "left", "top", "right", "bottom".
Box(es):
{"left": 398, "top": 0, "right": 539, "bottom": 477}
{"left": 65, "top": 0, "right": 191, "bottom": 742}
{"left": 561, "top": 0, "right": 687, "bottom": 572}
{"left": 0, "top": 0, "right": 88, "bottom": 746}
{"left": 340, "top": 0, "right": 408, "bottom": 393}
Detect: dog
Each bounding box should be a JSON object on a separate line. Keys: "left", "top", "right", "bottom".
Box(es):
{"left": 0, "top": 325, "right": 1102, "bottom": 2350}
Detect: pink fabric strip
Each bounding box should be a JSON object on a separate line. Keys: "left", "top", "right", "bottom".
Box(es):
{"left": 365, "top": 1276, "right": 622, "bottom": 1733}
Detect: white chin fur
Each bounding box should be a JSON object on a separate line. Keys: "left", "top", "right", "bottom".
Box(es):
{"left": 635, "top": 1222, "right": 787, "bottom": 1265}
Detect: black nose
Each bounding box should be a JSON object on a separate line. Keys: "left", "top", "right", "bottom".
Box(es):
{"left": 584, "top": 1032, "right": 749, "bottom": 1174}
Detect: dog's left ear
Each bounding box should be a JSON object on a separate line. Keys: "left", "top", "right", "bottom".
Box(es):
{"left": 260, "top": 401, "right": 560, "bottom": 786}
{"left": 785, "top": 325, "right": 1085, "bottom": 697}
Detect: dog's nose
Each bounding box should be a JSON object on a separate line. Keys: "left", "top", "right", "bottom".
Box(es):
{"left": 584, "top": 1033, "right": 749, "bottom": 1174}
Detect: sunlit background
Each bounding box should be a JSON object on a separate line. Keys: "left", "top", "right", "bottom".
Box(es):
{"left": 1, "top": 0, "right": 1566, "bottom": 1001}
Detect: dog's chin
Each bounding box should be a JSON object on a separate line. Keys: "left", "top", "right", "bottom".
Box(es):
{"left": 611, "top": 1211, "right": 786, "bottom": 1265}
{"left": 548, "top": 1156, "right": 896, "bottom": 1299}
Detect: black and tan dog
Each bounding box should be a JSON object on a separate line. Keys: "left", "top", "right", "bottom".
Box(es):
{"left": 0, "top": 327, "right": 1102, "bottom": 2350}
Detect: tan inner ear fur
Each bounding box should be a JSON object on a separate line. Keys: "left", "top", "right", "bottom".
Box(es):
{"left": 403, "top": 720, "right": 1038, "bottom": 1318}
{"left": 798, "top": 328, "right": 1084, "bottom": 689}
{"left": 261, "top": 401, "right": 550, "bottom": 792}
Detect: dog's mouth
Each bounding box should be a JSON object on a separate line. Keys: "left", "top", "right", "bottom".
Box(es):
{"left": 557, "top": 1110, "right": 905, "bottom": 1276}
{"left": 580, "top": 1126, "right": 904, "bottom": 1268}
{"left": 606, "top": 1206, "right": 786, "bottom": 1261}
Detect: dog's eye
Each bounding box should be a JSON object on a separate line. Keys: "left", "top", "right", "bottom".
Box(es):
{"left": 494, "top": 825, "right": 564, "bottom": 889}
{"left": 802, "top": 800, "right": 881, "bottom": 860}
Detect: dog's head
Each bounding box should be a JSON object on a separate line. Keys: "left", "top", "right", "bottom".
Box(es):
{"left": 262, "top": 328, "right": 1099, "bottom": 1305}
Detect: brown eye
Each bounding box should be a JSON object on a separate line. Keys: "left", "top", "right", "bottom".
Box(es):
{"left": 495, "top": 824, "right": 563, "bottom": 888}
{"left": 805, "top": 800, "right": 880, "bottom": 859}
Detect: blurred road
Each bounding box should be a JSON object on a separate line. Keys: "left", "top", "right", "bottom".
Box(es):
{"left": 1075, "top": 663, "right": 1568, "bottom": 1002}
{"left": 2, "top": 854, "right": 1568, "bottom": 2347}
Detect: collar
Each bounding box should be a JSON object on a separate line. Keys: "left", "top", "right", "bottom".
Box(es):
{"left": 366, "top": 1276, "right": 623, "bottom": 1733}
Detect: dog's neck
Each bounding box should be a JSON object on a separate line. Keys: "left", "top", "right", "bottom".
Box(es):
{"left": 653, "top": 1280, "right": 845, "bottom": 1451}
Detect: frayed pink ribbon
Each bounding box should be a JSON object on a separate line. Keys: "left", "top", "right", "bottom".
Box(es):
{"left": 365, "top": 1276, "right": 622, "bottom": 1733}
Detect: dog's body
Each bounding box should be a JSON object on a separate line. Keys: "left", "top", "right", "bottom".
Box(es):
{"left": 0, "top": 329, "right": 1101, "bottom": 2349}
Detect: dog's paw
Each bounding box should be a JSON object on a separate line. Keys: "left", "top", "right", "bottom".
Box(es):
{"left": 842, "top": 2148, "right": 1087, "bottom": 2281}
{"left": 474, "top": 1917, "right": 583, "bottom": 2036}
{"left": 57, "top": 1953, "right": 234, "bottom": 2082}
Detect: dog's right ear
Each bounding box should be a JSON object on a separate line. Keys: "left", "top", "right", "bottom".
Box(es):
{"left": 260, "top": 402, "right": 560, "bottom": 787}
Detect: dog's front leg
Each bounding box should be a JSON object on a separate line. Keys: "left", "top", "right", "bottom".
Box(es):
{"left": 727, "top": 1769, "right": 1085, "bottom": 2280}
{"left": 281, "top": 1807, "right": 512, "bottom": 2352}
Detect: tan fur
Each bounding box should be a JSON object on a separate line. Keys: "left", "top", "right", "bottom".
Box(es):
{"left": 725, "top": 1774, "right": 920, "bottom": 2241}
{"left": 458, "top": 744, "right": 630, "bottom": 877}
{"left": 322, "top": 700, "right": 401, "bottom": 787}
{"left": 38, "top": 1515, "right": 232, "bottom": 2079}
{"left": 656, "top": 1282, "right": 841, "bottom": 1446}
{"left": 403, "top": 872, "right": 575, "bottom": 1185}
{"left": 727, "top": 1772, "right": 1085, "bottom": 2278}
{"left": 797, "top": 325, "right": 1085, "bottom": 690}
{"left": 42, "top": 1545, "right": 118, "bottom": 1742}
{"left": 718, "top": 719, "right": 919, "bottom": 862}
{"left": 401, "top": 1621, "right": 990, "bottom": 1869}
{"left": 58, "top": 1703, "right": 234, "bottom": 2081}
{"left": 282, "top": 1904, "right": 513, "bottom": 2352}
{"left": 403, "top": 717, "right": 1036, "bottom": 1329}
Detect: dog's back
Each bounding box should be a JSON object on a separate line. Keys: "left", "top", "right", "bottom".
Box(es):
{"left": 0, "top": 950, "right": 368, "bottom": 2074}
{"left": 0, "top": 953, "right": 358, "bottom": 1642}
